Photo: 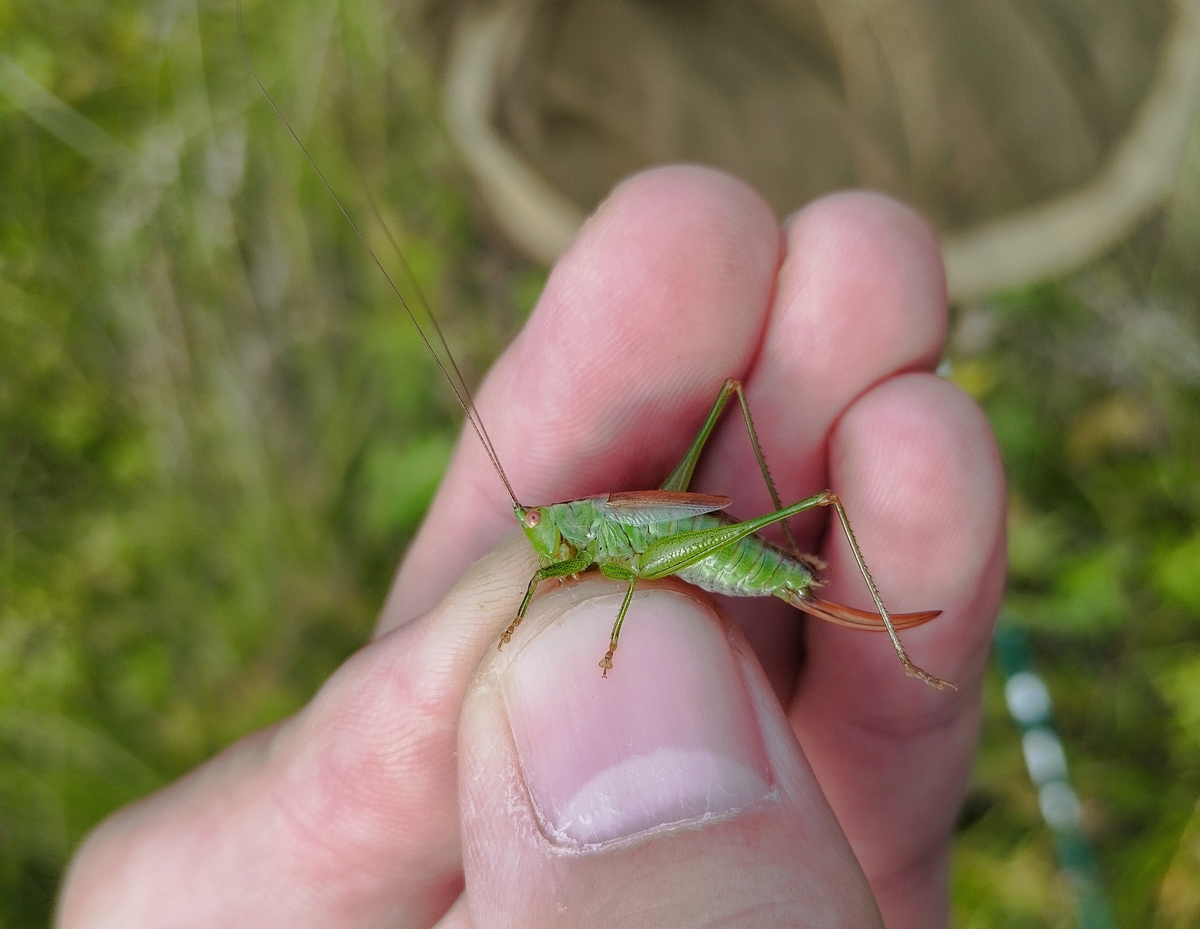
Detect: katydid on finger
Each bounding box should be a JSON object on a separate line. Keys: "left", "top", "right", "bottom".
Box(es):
{"left": 507, "top": 378, "right": 953, "bottom": 690}
{"left": 237, "top": 4, "right": 954, "bottom": 690}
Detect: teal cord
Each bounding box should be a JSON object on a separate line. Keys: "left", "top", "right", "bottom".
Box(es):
{"left": 993, "top": 614, "right": 1116, "bottom": 929}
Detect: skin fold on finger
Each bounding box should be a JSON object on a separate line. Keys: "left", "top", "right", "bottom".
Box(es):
{"left": 58, "top": 538, "right": 540, "bottom": 929}
{"left": 690, "top": 191, "right": 950, "bottom": 699}
{"left": 380, "top": 166, "right": 782, "bottom": 635}
{"left": 793, "top": 373, "right": 1006, "bottom": 929}
{"left": 458, "top": 577, "right": 881, "bottom": 929}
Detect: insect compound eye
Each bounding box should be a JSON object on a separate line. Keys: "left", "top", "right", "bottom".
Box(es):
{"left": 524, "top": 509, "right": 541, "bottom": 529}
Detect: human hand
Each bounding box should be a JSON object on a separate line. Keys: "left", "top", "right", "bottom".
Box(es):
{"left": 59, "top": 167, "right": 1005, "bottom": 928}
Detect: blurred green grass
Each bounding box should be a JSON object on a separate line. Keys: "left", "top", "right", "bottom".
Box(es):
{"left": 1, "top": 0, "right": 539, "bottom": 918}
{"left": 1, "top": 1, "right": 1199, "bottom": 926}
{"left": 949, "top": 152, "right": 1200, "bottom": 922}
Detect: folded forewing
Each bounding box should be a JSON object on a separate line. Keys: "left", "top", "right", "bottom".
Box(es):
{"left": 602, "top": 490, "right": 732, "bottom": 526}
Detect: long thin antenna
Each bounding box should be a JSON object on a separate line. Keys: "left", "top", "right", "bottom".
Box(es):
{"left": 361, "top": 188, "right": 514, "bottom": 506}
{"left": 235, "top": 0, "right": 521, "bottom": 510}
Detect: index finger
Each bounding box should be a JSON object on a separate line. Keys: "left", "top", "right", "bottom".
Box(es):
{"left": 379, "top": 166, "right": 782, "bottom": 633}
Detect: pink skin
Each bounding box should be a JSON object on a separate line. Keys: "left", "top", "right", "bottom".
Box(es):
{"left": 58, "top": 167, "right": 1005, "bottom": 929}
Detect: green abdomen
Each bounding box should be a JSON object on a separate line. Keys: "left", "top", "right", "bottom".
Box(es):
{"left": 643, "top": 514, "right": 817, "bottom": 601}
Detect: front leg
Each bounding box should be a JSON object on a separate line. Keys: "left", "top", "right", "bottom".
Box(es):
{"left": 499, "top": 552, "right": 594, "bottom": 648}
{"left": 596, "top": 562, "right": 639, "bottom": 676}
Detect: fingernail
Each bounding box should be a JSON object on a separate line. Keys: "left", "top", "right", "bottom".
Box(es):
{"left": 502, "top": 588, "right": 772, "bottom": 845}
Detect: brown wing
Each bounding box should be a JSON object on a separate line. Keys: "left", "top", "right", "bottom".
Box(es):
{"left": 797, "top": 596, "right": 941, "bottom": 631}
{"left": 603, "top": 490, "right": 732, "bottom": 526}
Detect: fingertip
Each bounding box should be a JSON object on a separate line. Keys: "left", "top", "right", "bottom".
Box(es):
{"left": 784, "top": 190, "right": 947, "bottom": 331}
{"left": 799, "top": 371, "right": 1001, "bottom": 709}
{"left": 606, "top": 164, "right": 779, "bottom": 229}
{"left": 527, "top": 164, "right": 780, "bottom": 363}
{"left": 599, "top": 164, "right": 780, "bottom": 269}
{"left": 774, "top": 191, "right": 948, "bottom": 390}
{"left": 830, "top": 373, "right": 1005, "bottom": 617}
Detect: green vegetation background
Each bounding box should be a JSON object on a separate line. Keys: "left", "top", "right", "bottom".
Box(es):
{"left": 2, "top": 1, "right": 1199, "bottom": 925}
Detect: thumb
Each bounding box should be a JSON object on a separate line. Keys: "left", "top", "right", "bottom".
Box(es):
{"left": 458, "top": 578, "right": 883, "bottom": 928}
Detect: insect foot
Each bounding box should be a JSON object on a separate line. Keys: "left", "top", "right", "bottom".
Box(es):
{"left": 905, "top": 663, "right": 958, "bottom": 692}
{"left": 599, "top": 649, "right": 615, "bottom": 677}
